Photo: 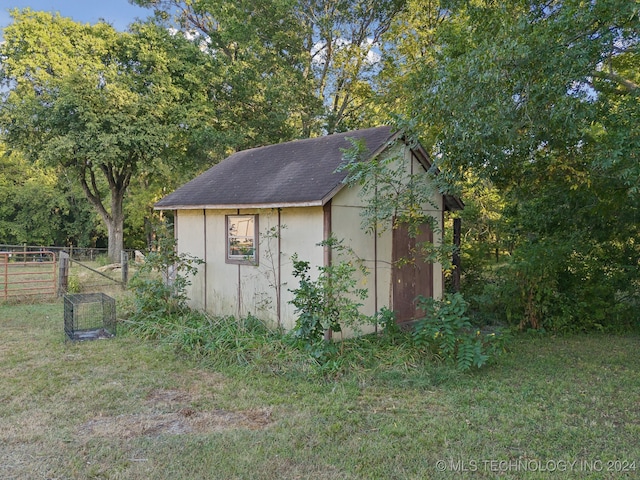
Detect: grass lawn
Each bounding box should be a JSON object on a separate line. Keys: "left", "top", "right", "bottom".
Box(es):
{"left": 1, "top": 300, "right": 639, "bottom": 479}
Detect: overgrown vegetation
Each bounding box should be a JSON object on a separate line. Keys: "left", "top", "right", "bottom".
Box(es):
{"left": 287, "top": 237, "right": 371, "bottom": 364}
{"left": 122, "top": 227, "right": 504, "bottom": 373}
{"left": 127, "top": 232, "right": 202, "bottom": 321}
{"left": 413, "top": 293, "right": 506, "bottom": 371}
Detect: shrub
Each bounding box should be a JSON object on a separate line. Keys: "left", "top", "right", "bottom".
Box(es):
{"left": 287, "top": 237, "right": 370, "bottom": 363}
{"left": 413, "top": 293, "right": 505, "bottom": 371}
{"left": 127, "top": 232, "right": 202, "bottom": 321}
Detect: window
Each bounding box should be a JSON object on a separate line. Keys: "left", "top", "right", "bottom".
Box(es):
{"left": 226, "top": 215, "right": 258, "bottom": 264}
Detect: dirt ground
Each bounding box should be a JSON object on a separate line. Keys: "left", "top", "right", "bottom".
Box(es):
{"left": 76, "top": 387, "right": 273, "bottom": 440}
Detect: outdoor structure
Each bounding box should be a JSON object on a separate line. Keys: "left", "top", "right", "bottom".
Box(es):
{"left": 155, "top": 126, "right": 463, "bottom": 331}
{"left": 64, "top": 293, "right": 116, "bottom": 341}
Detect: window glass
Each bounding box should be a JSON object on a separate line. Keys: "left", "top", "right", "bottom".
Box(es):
{"left": 227, "top": 215, "right": 257, "bottom": 263}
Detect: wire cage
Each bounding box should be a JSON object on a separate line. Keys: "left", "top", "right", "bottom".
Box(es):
{"left": 64, "top": 293, "right": 116, "bottom": 341}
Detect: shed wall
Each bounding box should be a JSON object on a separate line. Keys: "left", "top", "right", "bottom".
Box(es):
{"left": 176, "top": 206, "right": 325, "bottom": 330}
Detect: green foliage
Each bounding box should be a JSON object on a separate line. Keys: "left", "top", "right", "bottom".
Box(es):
{"left": 468, "top": 239, "right": 640, "bottom": 333}
{"left": 339, "top": 135, "right": 455, "bottom": 274}
{"left": 128, "top": 229, "right": 203, "bottom": 321}
{"left": 0, "top": 147, "right": 102, "bottom": 246}
{"left": 413, "top": 293, "right": 504, "bottom": 371}
{"left": 0, "top": 11, "right": 219, "bottom": 259}
{"left": 125, "top": 308, "right": 281, "bottom": 366}
{"left": 287, "top": 237, "right": 370, "bottom": 362}
{"left": 375, "top": 306, "right": 400, "bottom": 339}
{"left": 133, "top": 0, "right": 405, "bottom": 134}
{"left": 387, "top": 0, "right": 639, "bottom": 332}
{"left": 66, "top": 275, "right": 81, "bottom": 294}
{"left": 340, "top": 137, "right": 439, "bottom": 235}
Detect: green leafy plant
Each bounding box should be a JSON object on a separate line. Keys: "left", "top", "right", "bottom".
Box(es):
{"left": 127, "top": 228, "right": 203, "bottom": 322}
{"left": 375, "top": 306, "right": 401, "bottom": 339}
{"left": 66, "top": 274, "right": 81, "bottom": 294}
{"left": 338, "top": 136, "right": 454, "bottom": 268}
{"left": 287, "top": 237, "right": 369, "bottom": 363}
{"left": 413, "top": 293, "right": 504, "bottom": 371}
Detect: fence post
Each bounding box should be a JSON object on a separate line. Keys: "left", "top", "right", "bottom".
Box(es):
{"left": 453, "top": 217, "right": 462, "bottom": 293}
{"left": 58, "top": 251, "right": 70, "bottom": 296}
{"left": 2, "top": 253, "right": 7, "bottom": 301}
{"left": 121, "top": 250, "right": 129, "bottom": 289}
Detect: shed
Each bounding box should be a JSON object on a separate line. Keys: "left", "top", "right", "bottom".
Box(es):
{"left": 155, "top": 126, "right": 463, "bottom": 331}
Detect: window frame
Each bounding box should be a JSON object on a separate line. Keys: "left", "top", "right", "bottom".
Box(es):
{"left": 225, "top": 214, "right": 259, "bottom": 265}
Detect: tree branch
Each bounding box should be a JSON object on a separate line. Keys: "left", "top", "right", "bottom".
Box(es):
{"left": 79, "top": 161, "right": 110, "bottom": 223}
{"left": 593, "top": 70, "right": 639, "bottom": 93}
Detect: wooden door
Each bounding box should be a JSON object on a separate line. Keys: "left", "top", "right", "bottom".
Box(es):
{"left": 392, "top": 223, "right": 434, "bottom": 324}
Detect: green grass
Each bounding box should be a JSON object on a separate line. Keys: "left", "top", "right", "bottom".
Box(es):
{"left": 1, "top": 301, "right": 639, "bottom": 479}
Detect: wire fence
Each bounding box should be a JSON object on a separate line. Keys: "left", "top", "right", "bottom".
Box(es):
{"left": 0, "top": 244, "right": 136, "bottom": 263}
{"left": 0, "top": 245, "right": 143, "bottom": 300}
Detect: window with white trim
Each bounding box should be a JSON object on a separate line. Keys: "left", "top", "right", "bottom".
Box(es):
{"left": 226, "top": 215, "right": 258, "bottom": 264}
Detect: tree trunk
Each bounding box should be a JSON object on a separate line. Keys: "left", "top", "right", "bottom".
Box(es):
{"left": 107, "top": 218, "right": 124, "bottom": 263}
{"left": 107, "top": 195, "right": 125, "bottom": 263}
{"left": 77, "top": 163, "right": 129, "bottom": 263}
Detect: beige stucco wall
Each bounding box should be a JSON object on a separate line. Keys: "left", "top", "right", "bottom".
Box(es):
{"left": 331, "top": 143, "right": 445, "bottom": 335}
{"left": 175, "top": 210, "right": 206, "bottom": 311}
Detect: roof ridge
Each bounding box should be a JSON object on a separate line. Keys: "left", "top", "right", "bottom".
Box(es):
{"left": 228, "top": 125, "right": 393, "bottom": 155}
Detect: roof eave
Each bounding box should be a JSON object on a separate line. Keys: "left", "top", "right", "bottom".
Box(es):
{"left": 154, "top": 200, "right": 326, "bottom": 211}
{"left": 444, "top": 195, "right": 465, "bottom": 211}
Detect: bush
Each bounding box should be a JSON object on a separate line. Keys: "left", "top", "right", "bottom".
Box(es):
{"left": 127, "top": 233, "right": 202, "bottom": 321}
{"left": 413, "top": 293, "right": 505, "bottom": 371}
{"left": 287, "top": 237, "right": 370, "bottom": 363}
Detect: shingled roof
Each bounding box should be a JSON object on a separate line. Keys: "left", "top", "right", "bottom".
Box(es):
{"left": 155, "top": 126, "right": 399, "bottom": 210}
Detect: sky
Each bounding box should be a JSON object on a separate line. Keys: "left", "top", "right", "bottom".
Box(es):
{"left": 1, "top": 0, "right": 152, "bottom": 34}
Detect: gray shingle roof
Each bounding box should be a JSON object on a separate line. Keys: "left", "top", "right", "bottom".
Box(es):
{"left": 155, "top": 126, "right": 397, "bottom": 209}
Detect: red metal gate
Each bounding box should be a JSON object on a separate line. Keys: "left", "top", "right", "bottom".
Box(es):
{"left": 0, "top": 251, "right": 57, "bottom": 300}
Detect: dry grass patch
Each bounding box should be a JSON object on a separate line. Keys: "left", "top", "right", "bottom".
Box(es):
{"left": 78, "top": 387, "right": 274, "bottom": 439}
{"left": 77, "top": 407, "right": 273, "bottom": 439}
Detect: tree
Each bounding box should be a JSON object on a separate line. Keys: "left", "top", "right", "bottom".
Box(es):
{"left": 376, "top": 0, "right": 449, "bottom": 136}
{"left": 0, "top": 10, "right": 215, "bottom": 260}
{"left": 296, "top": 0, "right": 406, "bottom": 133}
{"left": 393, "top": 0, "right": 639, "bottom": 329}
{"left": 133, "top": 0, "right": 320, "bottom": 143}
{"left": 0, "top": 143, "right": 103, "bottom": 247}
{"left": 132, "top": 0, "right": 405, "bottom": 135}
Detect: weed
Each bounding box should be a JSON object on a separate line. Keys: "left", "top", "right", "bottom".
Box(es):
{"left": 413, "top": 293, "right": 506, "bottom": 371}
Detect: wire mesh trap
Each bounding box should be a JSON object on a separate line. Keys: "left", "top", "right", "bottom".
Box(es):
{"left": 64, "top": 293, "right": 116, "bottom": 341}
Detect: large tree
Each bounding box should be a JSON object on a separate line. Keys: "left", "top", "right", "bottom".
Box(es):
{"left": 132, "top": 0, "right": 320, "bottom": 143}
{"left": 389, "top": 0, "right": 639, "bottom": 329}
{"left": 0, "top": 10, "right": 215, "bottom": 260}
{"left": 133, "top": 0, "right": 406, "bottom": 135}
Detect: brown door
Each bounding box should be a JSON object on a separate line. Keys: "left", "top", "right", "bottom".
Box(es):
{"left": 392, "top": 222, "right": 434, "bottom": 324}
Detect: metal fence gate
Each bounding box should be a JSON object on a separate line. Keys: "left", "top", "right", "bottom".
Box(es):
{"left": 0, "top": 251, "right": 57, "bottom": 300}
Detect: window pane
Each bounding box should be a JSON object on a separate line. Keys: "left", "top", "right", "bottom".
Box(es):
{"left": 228, "top": 215, "right": 256, "bottom": 261}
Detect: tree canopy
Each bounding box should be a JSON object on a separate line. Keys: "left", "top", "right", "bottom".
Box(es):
{"left": 133, "top": 0, "right": 407, "bottom": 134}
{"left": 389, "top": 0, "right": 639, "bottom": 328}
{"left": 0, "top": 10, "right": 218, "bottom": 259}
